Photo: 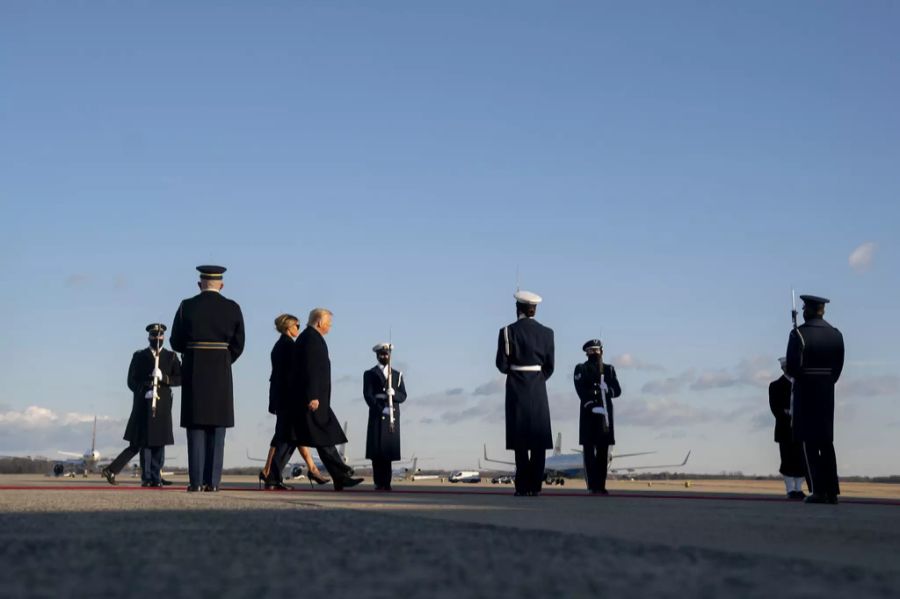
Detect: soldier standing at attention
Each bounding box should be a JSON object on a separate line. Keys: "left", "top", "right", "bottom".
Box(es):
{"left": 785, "top": 294, "right": 844, "bottom": 505}
{"left": 496, "top": 290, "right": 555, "bottom": 497}
{"left": 103, "top": 323, "right": 181, "bottom": 487}
{"left": 769, "top": 357, "right": 810, "bottom": 499}
{"left": 363, "top": 343, "right": 408, "bottom": 491}
{"left": 170, "top": 265, "right": 245, "bottom": 492}
{"left": 574, "top": 339, "right": 622, "bottom": 495}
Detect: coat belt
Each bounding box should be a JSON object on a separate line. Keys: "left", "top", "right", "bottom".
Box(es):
{"left": 186, "top": 342, "right": 230, "bottom": 350}
{"left": 510, "top": 365, "right": 542, "bottom": 372}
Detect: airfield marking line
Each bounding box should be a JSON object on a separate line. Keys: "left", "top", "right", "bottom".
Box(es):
{"left": 1, "top": 485, "right": 899, "bottom": 506}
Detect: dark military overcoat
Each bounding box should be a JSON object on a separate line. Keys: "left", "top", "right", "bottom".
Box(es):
{"left": 785, "top": 317, "right": 844, "bottom": 443}
{"left": 124, "top": 347, "right": 181, "bottom": 446}
{"left": 496, "top": 317, "right": 555, "bottom": 450}
{"left": 288, "top": 326, "right": 348, "bottom": 447}
{"left": 363, "top": 366, "right": 408, "bottom": 461}
{"left": 170, "top": 290, "right": 245, "bottom": 428}
{"left": 768, "top": 375, "right": 794, "bottom": 444}
{"left": 574, "top": 360, "right": 622, "bottom": 446}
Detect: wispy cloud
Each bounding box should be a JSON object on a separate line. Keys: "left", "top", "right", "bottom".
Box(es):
{"left": 690, "top": 356, "right": 778, "bottom": 391}
{"left": 849, "top": 241, "right": 875, "bottom": 273}
{"left": 0, "top": 406, "right": 123, "bottom": 453}
{"left": 472, "top": 378, "right": 504, "bottom": 396}
{"left": 641, "top": 370, "right": 695, "bottom": 395}
{"left": 617, "top": 398, "right": 725, "bottom": 427}
{"left": 611, "top": 353, "right": 665, "bottom": 372}
{"left": 838, "top": 375, "right": 900, "bottom": 398}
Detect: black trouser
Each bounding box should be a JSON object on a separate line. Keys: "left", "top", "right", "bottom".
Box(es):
{"left": 267, "top": 434, "right": 296, "bottom": 483}
{"left": 108, "top": 445, "right": 141, "bottom": 476}
{"left": 803, "top": 442, "right": 840, "bottom": 497}
{"left": 372, "top": 459, "right": 392, "bottom": 489}
{"left": 583, "top": 443, "right": 609, "bottom": 491}
{"left": 316, "top": 445, "right": 352, "bottom": 486}
{"left": 514, "top": 449, "right": 546, "bottom": 494}
{"left": 141, "top": 446, "right": 165, "bottom": 485}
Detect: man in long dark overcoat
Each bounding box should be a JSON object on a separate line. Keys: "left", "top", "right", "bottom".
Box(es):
{"left": 496, "top": 290, "right": 555, "bottom": 496}
{"left": 363, "top": 343, "right": 408, "bottom": 491}
{"left": 785, "top": 294, "right": 844, "bottom": 505}
{"left": 103, "top": 323, "right": 181, "bottom": 486}
{"left": 574, "top": 339, "right": 622, "bottom": 495}
{"left": 290, "top": 308, "right": 362, "bottom": 491}
{"left": 170, "top": 265, "right": 245, "bottom": 492}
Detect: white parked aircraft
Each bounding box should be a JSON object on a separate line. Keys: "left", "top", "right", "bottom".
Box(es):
{"left": 53, "top": 416, "right": 107, "bottom": 477}
{"left": 483, "top": 433, "right": 690, "bottom": 485}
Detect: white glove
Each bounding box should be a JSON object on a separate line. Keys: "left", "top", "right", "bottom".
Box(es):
{"left": 382, "top": 407, "right": 391, "bottom": 415}
{"left": 387, "top": 387, "right": 396, "bottom": 397}
{"left": 151, "top": 368, "right": 163, "bottom": 381}
{"left": 145, "top": 390, "right": 154, "bottom": 399}
{"left": 600, "top": 381, "right": 609, "bottom": 393}
{"left": 591, "top": 406, "right": 607, "bottom": 415}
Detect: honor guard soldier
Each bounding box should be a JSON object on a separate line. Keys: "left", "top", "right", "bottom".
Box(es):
{"left": 170, "top": 265, "right": 245, "bottom": 492}
{"left": 574, "top": 339, "right": 622, "bottom": 495}
{"left": 289, "top": 308, "right": 363, "bottom": 491}
{"left": 769, "top": 357, "right": 810, "bottom": 499}
{"left": 103, "top": 323, "right": 182, "bottom": 487}
{"left": 785, "top": 294, "right": 844, "bottom": 505}
{"left": 496, "top": 290, "right": 555, "bottom": 496}
{"left": 363, "top": 343, "right": 408, "bottom": 491}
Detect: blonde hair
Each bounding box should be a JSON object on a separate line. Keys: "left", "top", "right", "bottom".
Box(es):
{"left": 274, "top": 313, "right": 299, "bottom": 334}
{"left": 307, "top": 308, "right": 333, "bottom": 327}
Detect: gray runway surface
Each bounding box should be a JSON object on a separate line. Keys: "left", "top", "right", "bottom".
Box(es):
{"left": 1, "top": 485, "right": 898, "bottom": 598}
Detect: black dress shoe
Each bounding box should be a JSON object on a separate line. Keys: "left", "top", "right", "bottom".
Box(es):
{"left": 141, "top": 481, "right": 151, "bottom": 488}
{"left": 334, "top": 476, "right": 363, "bottom": 491}
{"left": 101, "top": 467, "right": 117, "bottom": 486}
{"left": 828, "top": 495, "right": 839, "bottom": 505}
{"left": 265, "top": 481, "right": 293, "bottom": 491}
{"left": 514, "top": 491, "right": 525, "bottom": 496}
{"left": 594, "top": 489, "right": 609, "bottom": 496}
{"left": 160, "top": 478, "right": 173, "bottom": 487}
{"left": 804, "top": 493, "right": 832, "bottom": 504}
{"left": 187, "top": 485, "right": 202, "bottom": 492}
{"left": 202, "top": 485, "right": 219, "bottom": 492}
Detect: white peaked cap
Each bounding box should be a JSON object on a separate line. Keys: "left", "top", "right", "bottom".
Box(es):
{"left": 372, "top": 343, "right": 394, "bottom": 352}
{"left": 514, "top": 290, "right": 542, "bottom": 305}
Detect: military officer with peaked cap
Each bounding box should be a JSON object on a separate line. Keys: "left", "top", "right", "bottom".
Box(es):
{"left": 496, "top": 290, "right": 555, "bottom": 496}
{"left": 364, "top": 343, "right": 408, "bottom": 491}
{"left": 784, "top": 294, "right": 844, "bottom": 505}
{"left": 103, "top": 323, "right": 181, "bottom": 487}
{"left": 170, "top": 265, "right": 245, "bottom": 492}
{"left": 574, "top": 339, "right": 622, "bottom": 495}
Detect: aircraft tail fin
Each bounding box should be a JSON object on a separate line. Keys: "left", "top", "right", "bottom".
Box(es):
{"left": 552, "top": 432, "right": 561, "bottom": 456}
{"left": 91, "top": 415, "right": 97, "bottom": 453}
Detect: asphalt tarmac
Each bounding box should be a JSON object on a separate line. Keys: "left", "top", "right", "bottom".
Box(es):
{"left": 1, "top": 476, "right": 898, "bottom": 598}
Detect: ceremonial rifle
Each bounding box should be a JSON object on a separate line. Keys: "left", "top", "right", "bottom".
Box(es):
{"left": 387, "top": 332, "right": 395, "bottom": 433}
{"left": 596, "top": 350, "right": 610, "bottom": 434}
{"left": 151, "top": 335, "right": 161, "bottom": 418}
{"left": 791, "top": 287, "right": 806, "bottom": 368}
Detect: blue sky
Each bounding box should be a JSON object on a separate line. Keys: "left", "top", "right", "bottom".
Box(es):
{"left": 2, "top": 2, "right": 898, "bottom": 475}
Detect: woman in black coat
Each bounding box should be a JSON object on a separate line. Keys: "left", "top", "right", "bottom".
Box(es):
{"left": 260, "top": 314, "right": 329, "bottom": 489}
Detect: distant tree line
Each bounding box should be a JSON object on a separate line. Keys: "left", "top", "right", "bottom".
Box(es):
{"left": 0, "top": 457, "right": 54, "bottom": 474}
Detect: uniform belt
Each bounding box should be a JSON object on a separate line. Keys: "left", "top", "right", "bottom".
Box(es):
{"left": 802, "top": 368, "right": 832, "bottom": 374}
{"left": 186, "top": 342, "right": 230, "bottom": 350}
{"left": 510, "top": 365, "right": 542, "bottom": 372}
